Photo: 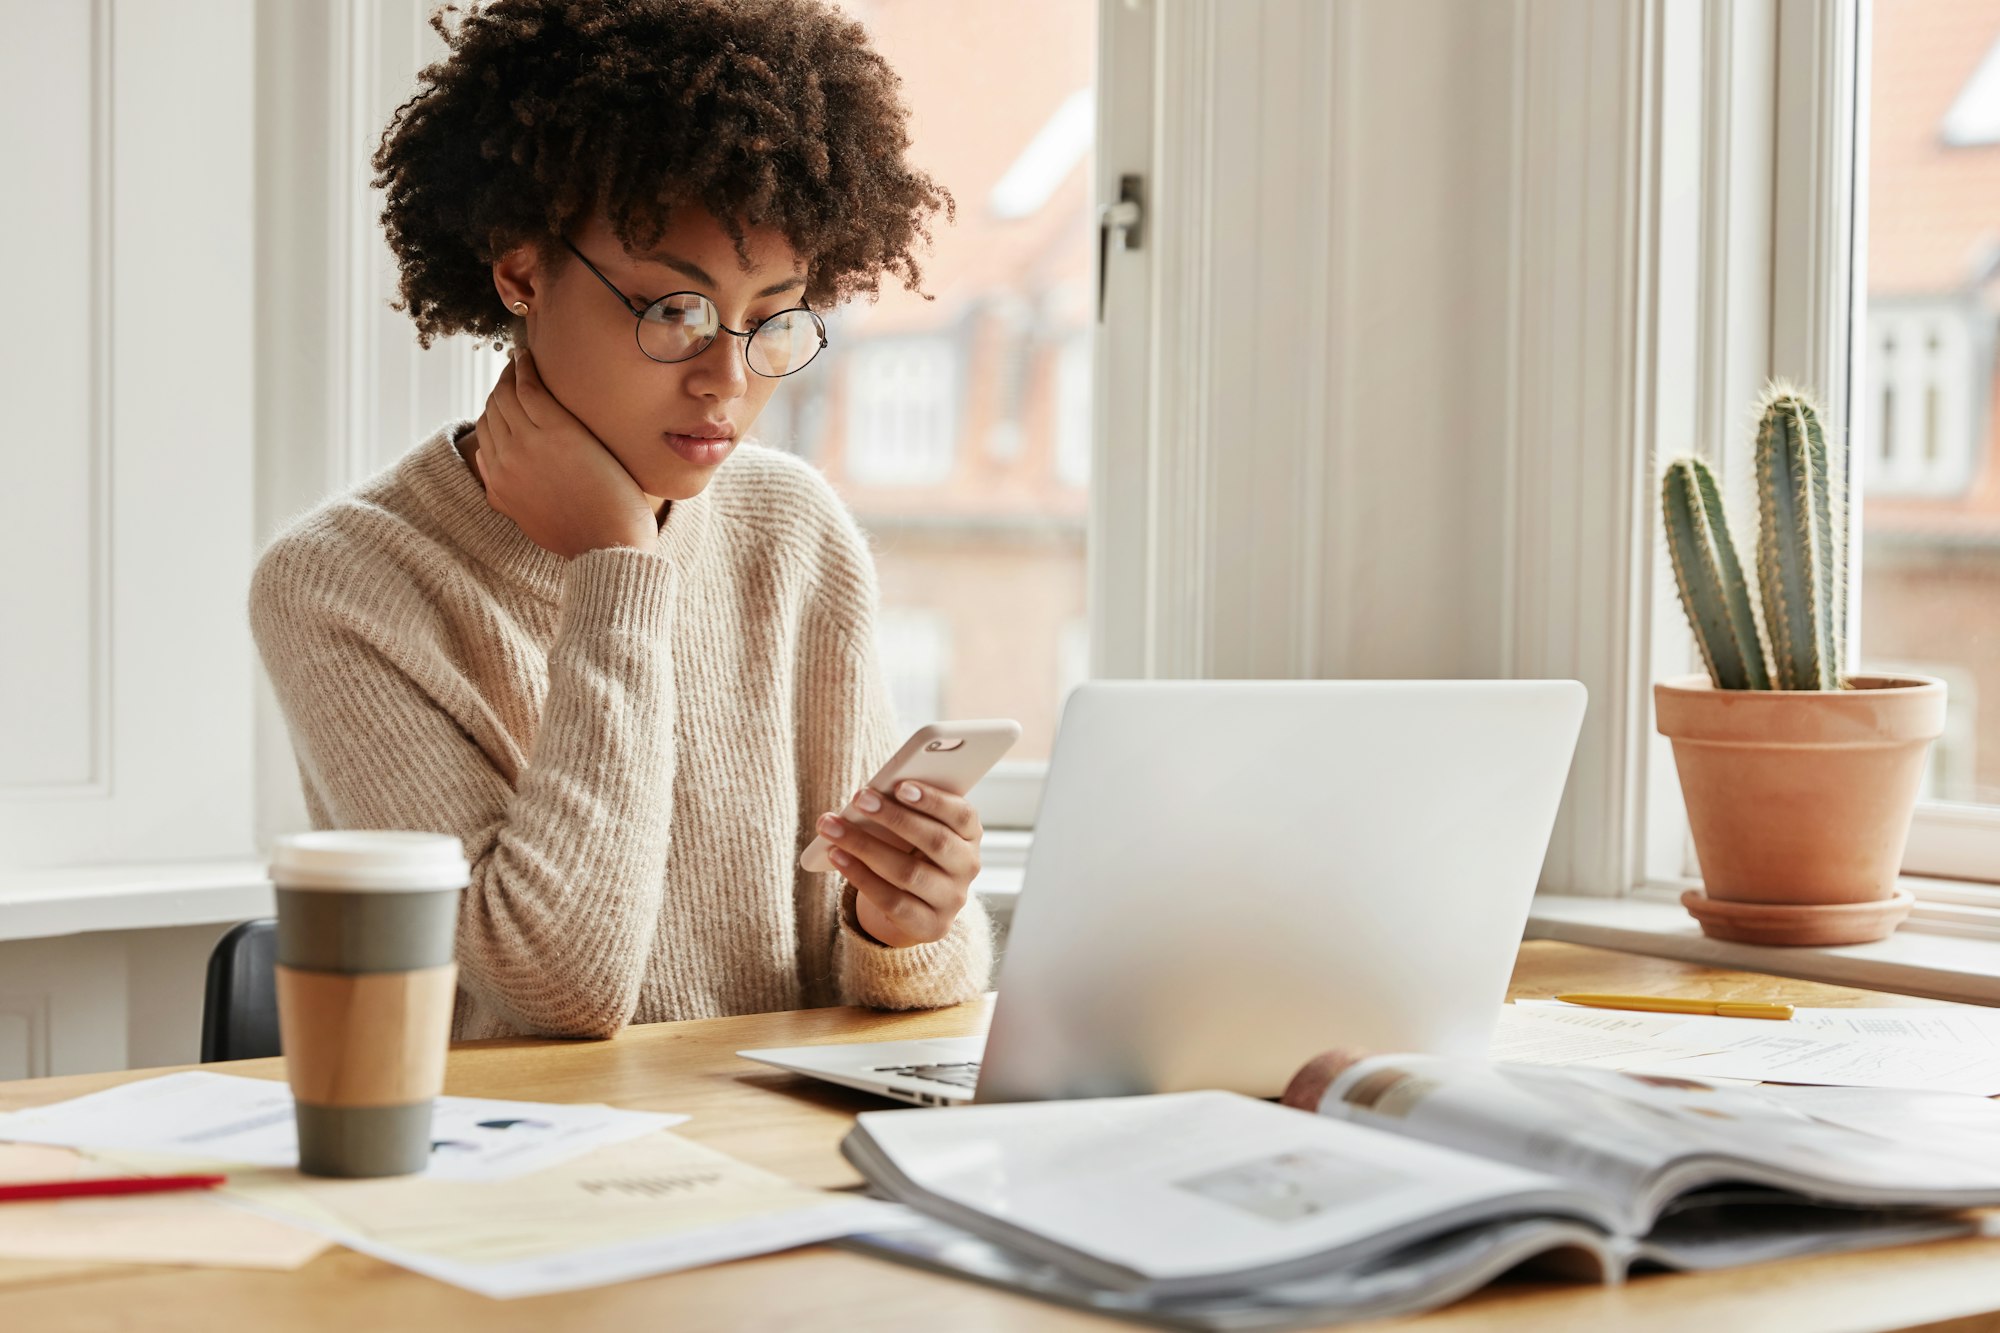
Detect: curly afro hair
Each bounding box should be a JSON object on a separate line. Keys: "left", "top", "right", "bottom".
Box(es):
{"left": 371, "top": 0, "right": 953, "bottom": 347}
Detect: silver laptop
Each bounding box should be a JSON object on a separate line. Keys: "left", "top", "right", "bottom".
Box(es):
{"left": 741, "top": 679, "right": 1586, "bottom": 1106}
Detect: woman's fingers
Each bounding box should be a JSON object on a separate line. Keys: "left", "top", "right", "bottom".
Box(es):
{"left": 842, "top": 786, "right": 979, "bottom": 879}
{"left": 821, "top": 817, "right": 965, "bottom": 912}
{"left": 832, "top": 847, "right": 948, "bottom": 945}
{"left": 469, "top": 417, "right": 493, "bottom": 484}
{"left": 510, "top": 347, "right": 574, "bottom": 430}
{"left": 472, "top": 404, "right": 509, "bottom": 470}
{"left": 820, "top": 784, "right": 981, "bottom": 950}
{"left": 487, "top": 356, "right": 534, "bottom": 439}
{"left": 889, "top": 782, "right": 982, "bottom": 842}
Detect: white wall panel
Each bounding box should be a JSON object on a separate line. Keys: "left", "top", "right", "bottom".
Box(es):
{"left": 1320, "top": 0, "right": 1517, "bottom": 682}
{"left": 0, "top": 0, "right": 257, "bottom": 867}
{"left": 255, "top": 0, "right": 504, "bottom": 849}
{"left": 0, "top": 925, "right": 231, "bottom": 1078}
{"left": 0, "top": 2, "right": 104, "bottom": 791}
{"left": 1107, "top": 0, "right": 1674, "bottom": 895}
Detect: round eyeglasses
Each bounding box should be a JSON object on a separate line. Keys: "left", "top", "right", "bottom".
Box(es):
{"left": 559, "top": 237, "right": 829, "bottom": 377}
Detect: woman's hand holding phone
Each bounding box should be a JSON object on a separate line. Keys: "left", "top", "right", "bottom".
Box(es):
{"left": 470, "top": 348, "right": 661, "bottom": 559}
{"left": 817, "top": 782, "right": 984, "bottom": 948}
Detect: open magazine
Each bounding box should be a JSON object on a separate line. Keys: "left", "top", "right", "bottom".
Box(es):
{"left": 838, "top": 1056, "right": 2000, "bottom": 1330}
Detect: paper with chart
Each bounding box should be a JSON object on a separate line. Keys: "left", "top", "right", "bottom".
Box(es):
{"left": 1628, "top": 1031, "right": 2000, "bottom": 1095}
{"left": 0, "top": 1070, "right": 687, "bottom": 1181}
{"left": 1499, "top": 1001, "right": 2000, "bottom": 1094}
{"left": 1785, "top": 1006, "right": 2000, "bottom": 1048}
{"left": 1488, "top": 1005, "right": 1721, "bottom": 1070}
{"left": 1517, "top": 998, "right": 2000, "bottom": 1049}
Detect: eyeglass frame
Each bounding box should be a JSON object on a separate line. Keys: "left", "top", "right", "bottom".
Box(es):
{"left": 557, "top": 236, "right": 828, "bottom": 377}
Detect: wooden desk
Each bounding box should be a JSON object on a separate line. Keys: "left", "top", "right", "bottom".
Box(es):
{"left": 3, "top": 941, "right": 1999, "bottom": 1332}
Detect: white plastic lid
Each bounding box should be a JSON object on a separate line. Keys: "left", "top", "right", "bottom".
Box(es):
{"left": 269, "top": 831, "right": 469, "bottom": 893}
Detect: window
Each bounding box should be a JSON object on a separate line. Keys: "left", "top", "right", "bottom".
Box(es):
{"left": 1055, "top": 616, "right": 1088, "bottom": 721}
{"left": 842, "top": 337, "right": 960, "bottom": 486}
{"left": 768, "top": 0, "right": 1096, "bottom": 777}
{"left": 1858, "top": 2, "right": 2000, "bottom": 823}
{"left": 875, "top": 610, "right": 951, "bottom": 734}
{"left": 1054, "top": 333, "right": 1092, "bottom": 491}
{"left": 1870, "top": 660, "right": 1982, "bottom": 802}
{"left": 1864, "top": 301, "right": 1987, "bottom": 498}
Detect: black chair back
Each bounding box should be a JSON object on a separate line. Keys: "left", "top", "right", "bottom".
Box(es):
{"left": 201, "top": 919, "right": 281, "bottom": 1063}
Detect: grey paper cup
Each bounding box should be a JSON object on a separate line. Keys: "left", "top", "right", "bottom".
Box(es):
{"left": 269, "top": 831, "right": 467, "bottom": 1178}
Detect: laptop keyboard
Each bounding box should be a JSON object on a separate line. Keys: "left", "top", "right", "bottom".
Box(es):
{"left": 873, "top": 1060, "right": 981, "bottom": 1090}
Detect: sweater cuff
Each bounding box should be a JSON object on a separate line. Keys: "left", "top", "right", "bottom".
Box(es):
{"left": 561, "top": 546, "right": 677, "bottom": 639}
{"left": 836, "top": 881, "right": 994, "bottom": 1011}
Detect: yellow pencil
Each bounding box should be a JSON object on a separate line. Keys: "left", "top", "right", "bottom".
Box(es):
{"left": 1554, "top": 993, "right": 1795, "bottom": 1020}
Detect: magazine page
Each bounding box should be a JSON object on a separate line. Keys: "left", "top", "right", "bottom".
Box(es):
{"left": 1288, "top": 1052, "right": 1678, "bottom": 1223}
{"left": 845, "top": 1213, "right": 1616, "bottom": 1332}
{"left": 1635, "top": 1199, "right": 1975, "bottom": 1271}
{"left": 1489, "top": 1064, "right": 2000, "bottom": 1208}
{"left": 843, "top": 1090, "right": 1615, "bottom": 1298}
{"left": 1753, "top": 1084, "right": 2000, "bottom": 1167}
{"left": 1290, "top": 1052, "right": 2000, "bottom": 1229}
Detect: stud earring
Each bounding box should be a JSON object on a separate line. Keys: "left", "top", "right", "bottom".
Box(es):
{"left": 509, "top": 301, "right": 529, "bottom": 315}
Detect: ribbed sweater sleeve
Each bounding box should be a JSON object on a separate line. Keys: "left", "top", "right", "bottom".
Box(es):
{"left": 251, "top": 542, "right": 679, "bottom": 1039}
{"left": 794, "top": 591, "right": 994, "bottom": 1011}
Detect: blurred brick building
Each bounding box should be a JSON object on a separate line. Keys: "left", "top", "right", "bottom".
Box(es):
{"left": 1861, "top": 0, "right": 2000, "bottom": 802}
{"left": 756, "top": 0, "right": 1095, "bottom": 761}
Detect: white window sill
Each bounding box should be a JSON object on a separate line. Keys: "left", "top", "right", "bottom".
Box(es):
{"left": 0, "top": 837, "right": 1038, "bottom": 947}
{"left": 1529, "top": 884, "right": 2000, "bottom": 1006}
{"left": 971, "top": 830, "right": 1030, "bottom": 928}
{"left": 0, "top": 861, "right": 274, "bottom": 944}
{"left": 42, "top": 846, "right": 1984, "bottom": 1007}
{"left": 980, "top": 838, "right": 2000, "bottom": 1004}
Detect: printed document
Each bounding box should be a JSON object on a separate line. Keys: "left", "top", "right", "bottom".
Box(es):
{"left": 0, "top": 1071, "right": 686, "bottom": 1181}
{"left": 1501, "top": 1002, "right": 2000, "bottom": 1094}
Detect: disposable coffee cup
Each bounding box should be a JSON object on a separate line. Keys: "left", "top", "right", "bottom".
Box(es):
{"left": 269, "top": 831, "right": 467, "bottom": 1178}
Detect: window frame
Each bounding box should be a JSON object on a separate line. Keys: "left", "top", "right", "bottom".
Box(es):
{"left": 298, "top": 0, "right": 2000, "bottom": 907}
{"left": 964, "top": 0, "right": 1154, "bottom": 831}
{"left": 1832, "top": 0, "right": 2000, "bottom": 891}
{"left": 1639, "top": 0, "right": 2000, "bottom": 917}
{"left": 1059, "top": 0, "right": 2000, "bottom": 938}
{"left": 1501, "top": 0, "right": 2000, "bottom": 922}
{"left": 266, "top": 0, "right": 1134, "bottom": 839}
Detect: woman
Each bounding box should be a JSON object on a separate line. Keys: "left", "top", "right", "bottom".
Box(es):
{"left": 250, "top": 0, "right": 991, "bottom": 1041}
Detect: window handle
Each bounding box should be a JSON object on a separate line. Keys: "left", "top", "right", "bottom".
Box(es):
{"left": 1097, "top": 173, "right": 1145, "bottom": 324}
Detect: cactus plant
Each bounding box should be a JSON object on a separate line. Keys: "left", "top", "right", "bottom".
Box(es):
{"left": 1663, "top": 382, "right": 1846, "bottom": 691}
{"left": 1753, "top": 386, "right": 1844, "bottom": 689}
{"left": 1662, "top": 457, "right": 1768, "bottom": 691}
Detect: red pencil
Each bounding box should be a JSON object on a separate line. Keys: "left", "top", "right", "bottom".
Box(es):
{"left": 0, "top": 1174, "right": 227, "bottom": 1204}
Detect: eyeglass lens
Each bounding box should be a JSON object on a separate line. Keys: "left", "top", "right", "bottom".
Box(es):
{"left": 637, "top": 295, "right": 823, "bottom": 376}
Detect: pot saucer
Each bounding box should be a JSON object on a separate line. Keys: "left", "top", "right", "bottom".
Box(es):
{"left": 1679, "top": 887, "right": 1914, "bottom": 947}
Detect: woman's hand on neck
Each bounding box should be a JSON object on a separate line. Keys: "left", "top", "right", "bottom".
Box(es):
{"left": 458, "top": 422, "right": 670, "bottom": 523}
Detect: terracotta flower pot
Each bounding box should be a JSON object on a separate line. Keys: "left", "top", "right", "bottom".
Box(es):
{"left": 1653, "top": 673, "right": 1945, "bottom": 946}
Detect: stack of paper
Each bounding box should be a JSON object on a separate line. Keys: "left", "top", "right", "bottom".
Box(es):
{"left": 0, "top": 1072, "right": 688, "bottom": 1176}
{"left": 0, "top": 1070, "right": 686, "bottom": 1180}
{"left": 1493, "top": 1002, "right": 2000, "bottom": 1096}
{"left": 0, "top": 1071, "right": 906, "bottom": 1296}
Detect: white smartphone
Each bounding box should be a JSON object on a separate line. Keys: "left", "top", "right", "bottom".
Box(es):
{"left": 799, "top": 719, "right": 1024, "bottom": 873}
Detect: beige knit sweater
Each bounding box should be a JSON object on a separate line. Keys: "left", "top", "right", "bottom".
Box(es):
{"left": 249, "top": 423, "right": 992, "bottom": 1041}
